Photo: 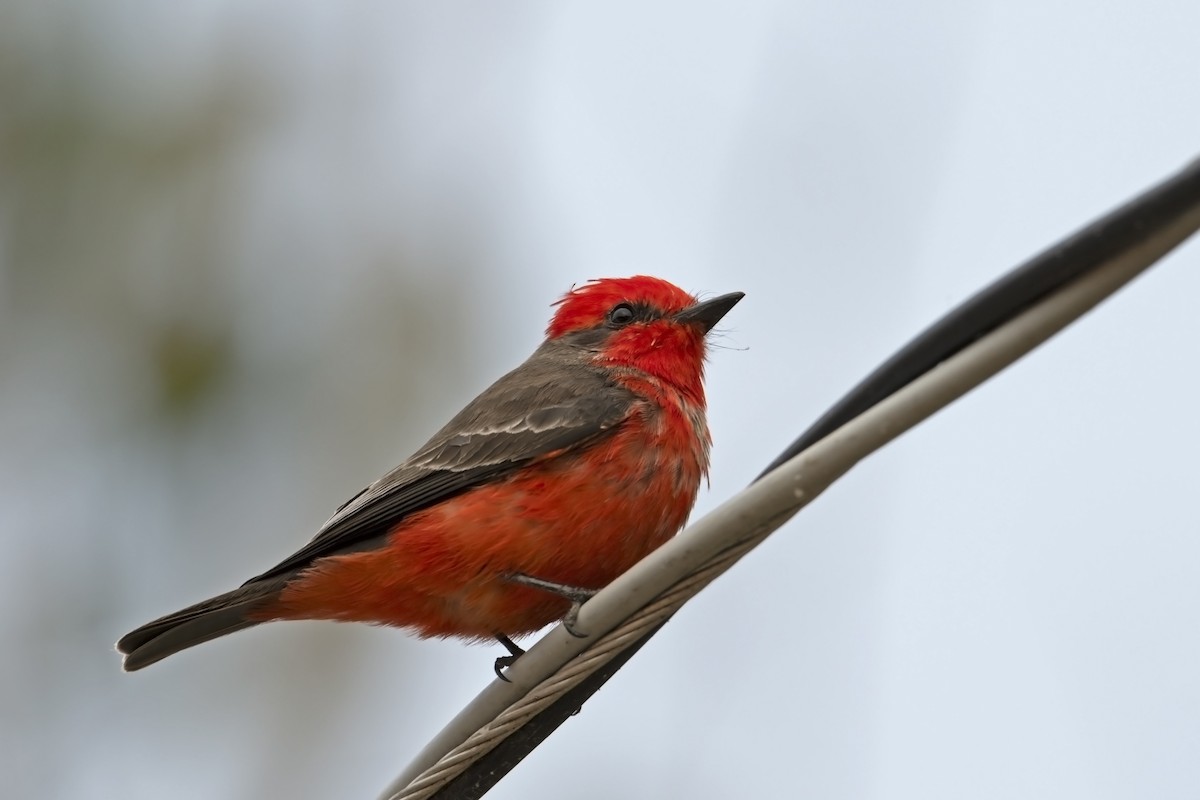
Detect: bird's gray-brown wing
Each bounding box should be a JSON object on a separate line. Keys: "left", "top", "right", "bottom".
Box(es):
{"left": 244, "top": 344, "right": 637, "bottom": 584}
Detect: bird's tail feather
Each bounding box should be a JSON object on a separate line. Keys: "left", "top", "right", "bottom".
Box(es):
{"left": 116, "top": 579, "right": 288, "bottom": 671}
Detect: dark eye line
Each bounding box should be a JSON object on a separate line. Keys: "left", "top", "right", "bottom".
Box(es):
{"left": 607, "top": 301, "right": 661, "bottom": 328}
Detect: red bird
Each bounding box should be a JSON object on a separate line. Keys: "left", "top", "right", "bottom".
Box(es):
{"left": 118, "top": 276, "right": 742, "bottom": 672}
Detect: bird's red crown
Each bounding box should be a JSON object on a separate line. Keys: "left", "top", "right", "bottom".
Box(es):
{"left": 546, "top": 276, "right": 698, "bottom": 339}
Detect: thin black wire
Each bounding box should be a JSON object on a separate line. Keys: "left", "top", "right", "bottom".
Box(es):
{"left": 758, "top": 156, "right": 1200, "bottom": 479}
{"left": 421, "top": 155, "right": 1200, "bottom": 800}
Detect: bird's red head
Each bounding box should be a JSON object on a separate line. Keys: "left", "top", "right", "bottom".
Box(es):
{"left": 546, "top": 276, "right": 743, "bottom": 403}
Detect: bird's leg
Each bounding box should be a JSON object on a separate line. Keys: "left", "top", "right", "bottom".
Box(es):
{"left": 494, "top": 633, "right": 525, "bottom": 682}
{"left": 505, "top": 572, "right": 596, "bottom": 638}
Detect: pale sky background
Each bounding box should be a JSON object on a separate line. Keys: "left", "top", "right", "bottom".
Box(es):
{"left": 2, "top": 3, "right": 1198, "bottom": 799}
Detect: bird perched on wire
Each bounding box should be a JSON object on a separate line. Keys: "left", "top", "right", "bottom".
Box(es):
{"left": 117, "top": 275, "right": 743, "bottom": 675}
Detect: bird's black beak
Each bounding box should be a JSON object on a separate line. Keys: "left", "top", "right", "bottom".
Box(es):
{"left": 674, "top": 292, "right": 744, "bottom": 333}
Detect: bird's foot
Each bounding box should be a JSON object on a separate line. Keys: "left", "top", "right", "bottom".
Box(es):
{"left": 504, "top": 572, "right": 597, "bottom": 638}
{"left": 562, "top": 601, "right": 589, "bottom": 638}
{"left": 494, "top": 633, "right": 525, "bottom": 682}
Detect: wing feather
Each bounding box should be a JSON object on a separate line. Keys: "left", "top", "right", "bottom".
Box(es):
{"left": 243, "top": 342, "right": 636, "bottom": 584}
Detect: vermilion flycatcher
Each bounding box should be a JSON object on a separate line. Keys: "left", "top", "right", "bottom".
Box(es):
{"left": 118, "top": 276, "right": 742, "bottom": 672}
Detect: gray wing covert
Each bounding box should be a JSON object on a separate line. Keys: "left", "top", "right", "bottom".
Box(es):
{"left": 243, "top": 347, "right": 636, "bottom": 584}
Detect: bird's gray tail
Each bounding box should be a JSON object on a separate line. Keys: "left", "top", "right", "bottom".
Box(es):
{"left": 116, "top": 579, "right": 288, "bottom": 671}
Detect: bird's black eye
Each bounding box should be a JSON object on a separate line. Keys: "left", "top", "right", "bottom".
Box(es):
{"left": 608, "top": 303, "right": 636, "bottom": 326}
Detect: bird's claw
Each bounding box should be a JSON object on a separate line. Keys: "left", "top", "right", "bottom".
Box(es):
{"left": 503, "top": 572, "right": 597, "bottom": 638}
{"left": 494, "top": 654, "right": 519, "bottom": 682}
{"left": 494, "top": 633, "right": 525, "bottom": 681}
{"left": 563, "top": 601, "right": 589, "bottom": 638}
